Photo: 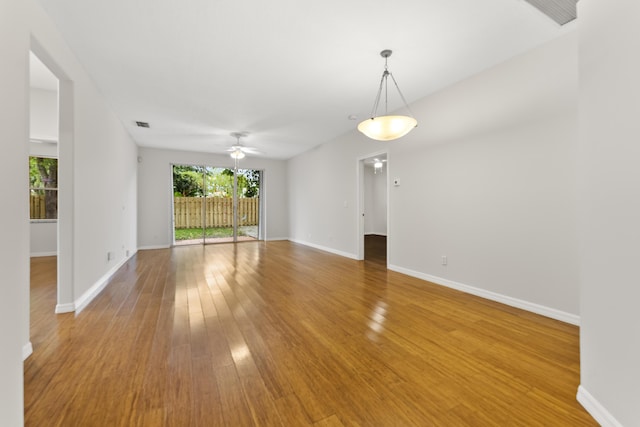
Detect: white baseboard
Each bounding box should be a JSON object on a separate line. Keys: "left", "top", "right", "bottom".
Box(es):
{"left": 266, "top": 237, "right": 289, "bottom": 241}
{"left": 30, "top": 251, "right": 57, "bottom": 258}
{"left": 387, "top": 265, "right": 580, "bottom": 325}
{"left": 55, "top": 303, "right": 75, "bottom": 313}
{"left": 22, "top": 342, "right": 33, "bottom": 360}
{"left": 138, "top": 244, "right": 170, "bottom": 250}
{"left": 289, "top": 239, "right": 358, "bottom": 260}
{"left": 577, "top": 385, "right": 623, "bottom": 427}
{"left": 74, "top": 252, "right": 135, "bottom": 314}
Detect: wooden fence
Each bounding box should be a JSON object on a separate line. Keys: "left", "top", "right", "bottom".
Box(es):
{"left": 30, "top": 194, "right": 45, "bottom": 219}
{"left": 29, "top": 193, "right": 58, "bottom": 219}
{"left": 174, "top": 197, "right": 259, "bottom": 228}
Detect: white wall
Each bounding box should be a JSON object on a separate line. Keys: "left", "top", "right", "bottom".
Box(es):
{"left": 0, "top": 1, "right": 139, "bottom": 423}
{"left": 137, "top": 147, "right": 289, "bottom": 248}
{"left": 364, "top": 167, "right": 375, "bottom": 234}
{"left": 0, "top": 0, "right": 30, "bottom": 423}
{"left": 390, "top": 112, "right": 578, "bottom": 319}
{"left": 70, "top": 74, "right": 137, "bottom": 306}
{"left": 28, "top": 0, "right": 139, "bottom": 309}
{"left": 364, "top": 166, "right": 387, "bottom": 235}
{"left": 30, "top": 87, "right": 58, "bottom": 141}
{"left": 30, "top": 222, "right": 57, "bottom": 257}
{"left": 577, "top": 1, "right": 640, "bottom": 426}
{"left": 288, "top": 136, "right": 388, "bottom": 258}
{"left": 289, "top": 32, "right": 579, "bottom": 321}
{"left": 30, "top": 87, "right": 58, "bottom": 257}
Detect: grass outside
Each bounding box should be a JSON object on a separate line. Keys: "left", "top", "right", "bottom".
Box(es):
{"left": 174, "top": 227, "right": 249, "bottom": 240}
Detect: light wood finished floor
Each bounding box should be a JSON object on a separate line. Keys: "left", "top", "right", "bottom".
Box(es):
{"left": 26, "top": 242, "right": 597, "bottom": 426}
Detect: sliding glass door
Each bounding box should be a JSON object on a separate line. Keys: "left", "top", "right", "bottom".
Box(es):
{"left": 235, "top": 168, "right": 260, "bottom": 241}
{"left": 172, "top": 165, "right": 206, "bottom": 245}
{"left": 172, "top": 164, "right": 261, "bottom": 245}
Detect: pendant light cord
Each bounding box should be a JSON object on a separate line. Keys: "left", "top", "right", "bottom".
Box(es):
{"left": 388, "top": 71, "right": 416, "bottom": 119}
{"left": 367, "top": 53, "right": 415, "bottom": 120}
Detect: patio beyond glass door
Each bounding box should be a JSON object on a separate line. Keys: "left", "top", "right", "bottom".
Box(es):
{"left": 172, "top": 164, "right": 260, "bottom": 245}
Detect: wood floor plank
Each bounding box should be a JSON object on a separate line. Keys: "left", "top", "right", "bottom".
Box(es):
{"left": 214, "top": 363, "right": 254, "bottom": 426}
{"left": 25, "top": 242, "right": 598, "bottom": 426}
{"left": 190, "top": 356, "right": 224, "bottom": 427}
{"left": 274, "top": 393, "right": 313, "bottom": 426}
{"left": 313, "top": 414, "right": 346, "bottom": 427}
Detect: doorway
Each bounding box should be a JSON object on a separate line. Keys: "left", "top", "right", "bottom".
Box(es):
{"left": 172, "top": 164, "right": 262, "bottom": 245}
{"left": 358, "top": 152, "right": 388, "bottom": 264}
{"left": 27, "top": 43, "right": 75, "bottom": 361}
{"left": 28, "top": 51, "right": 60, "bottom": 359}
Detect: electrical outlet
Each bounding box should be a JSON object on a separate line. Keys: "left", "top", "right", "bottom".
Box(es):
{"left": 107, "top": 251, "right": 114, "bottom": 261}
{"left": 442, "top": 256, "right": 447, "bottom": 266}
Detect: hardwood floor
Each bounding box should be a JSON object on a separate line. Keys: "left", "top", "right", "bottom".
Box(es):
{"left": 26, "top": 242, "right": 596, "bottom": 426}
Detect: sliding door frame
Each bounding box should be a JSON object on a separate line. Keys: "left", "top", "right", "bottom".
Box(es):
{"left": 170, "top": 163, "right": 263, "bottom": 246}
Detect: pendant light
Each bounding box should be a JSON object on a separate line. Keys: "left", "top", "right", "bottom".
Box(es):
{"left": 358, "top": 50, "right": 417, "bottom": 141}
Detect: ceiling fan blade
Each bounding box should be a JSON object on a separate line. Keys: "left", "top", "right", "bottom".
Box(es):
{"left": 241, "top": 147, "right": 262, "bottom": 154}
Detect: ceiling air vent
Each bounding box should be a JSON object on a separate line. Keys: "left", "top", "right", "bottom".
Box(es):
{"left": 135, "top": 121, "right": 150, "bottom": 128}
{"left": 523, "top": 0, "right": 577, "bottom": 25}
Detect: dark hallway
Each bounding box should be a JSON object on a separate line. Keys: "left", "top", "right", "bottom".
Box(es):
{"left": 364, "top": 234, "right": 386, "bottom": 267}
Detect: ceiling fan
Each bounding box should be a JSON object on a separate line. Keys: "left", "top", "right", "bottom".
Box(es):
{"left": 227, "top": 132, "right": 261, "bottom": 159}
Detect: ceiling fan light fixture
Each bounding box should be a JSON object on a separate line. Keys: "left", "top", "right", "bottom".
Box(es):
{"left": 230, "top": 149, "right": 245, "bottom": 160}
{"left": 358, "top": 49, "right": 417, "bottom": 141}
{"left": 228, "top": 131, "right": 251, "bottom": 161}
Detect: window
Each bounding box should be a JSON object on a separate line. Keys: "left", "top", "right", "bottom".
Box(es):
{"left": 29, "top": 157, "right": 58, "bottom": 220}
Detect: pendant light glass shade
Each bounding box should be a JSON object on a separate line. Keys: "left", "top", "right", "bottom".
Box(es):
{"left": 357, "top": 115, "right": 417, "bottom": 141}
{"left": 358, "top": 49, "right": 417, "bottom": 141}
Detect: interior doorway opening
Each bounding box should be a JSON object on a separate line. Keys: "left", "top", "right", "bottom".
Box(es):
{"left": 27, "top": 44, "right": 75, "bottom": 360}
{"left": 357, "top": 152, "right": 389, "bottom": 265}
{"left": 28, "top": 50, "right": 60, "bottom": 327}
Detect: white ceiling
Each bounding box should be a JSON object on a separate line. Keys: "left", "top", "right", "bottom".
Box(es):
{"left": 34, "top": 0, "right": 573, "bottom": 159}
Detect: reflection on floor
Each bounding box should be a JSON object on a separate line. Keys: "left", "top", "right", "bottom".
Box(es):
{"left": 29, "top": 256, "right": 59, "bottom": 354}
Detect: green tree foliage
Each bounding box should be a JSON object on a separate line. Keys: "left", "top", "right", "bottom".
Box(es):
{"left": 29, "top": 157, "right": 57, "bottom": 188}
{"left": 173, "top": 165, "right": 260, "bottom": 198}
{"left": 173, "top": 165, "right": 204, "bottom": 197}
{"left": 240, "top": 169, "right": 260, "bottom": 198}
{"left": 29, "top": 157, "right": 58, "bottom": 219}
{"left": 208, "top": 169, "right": 234, "bottom": 197}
